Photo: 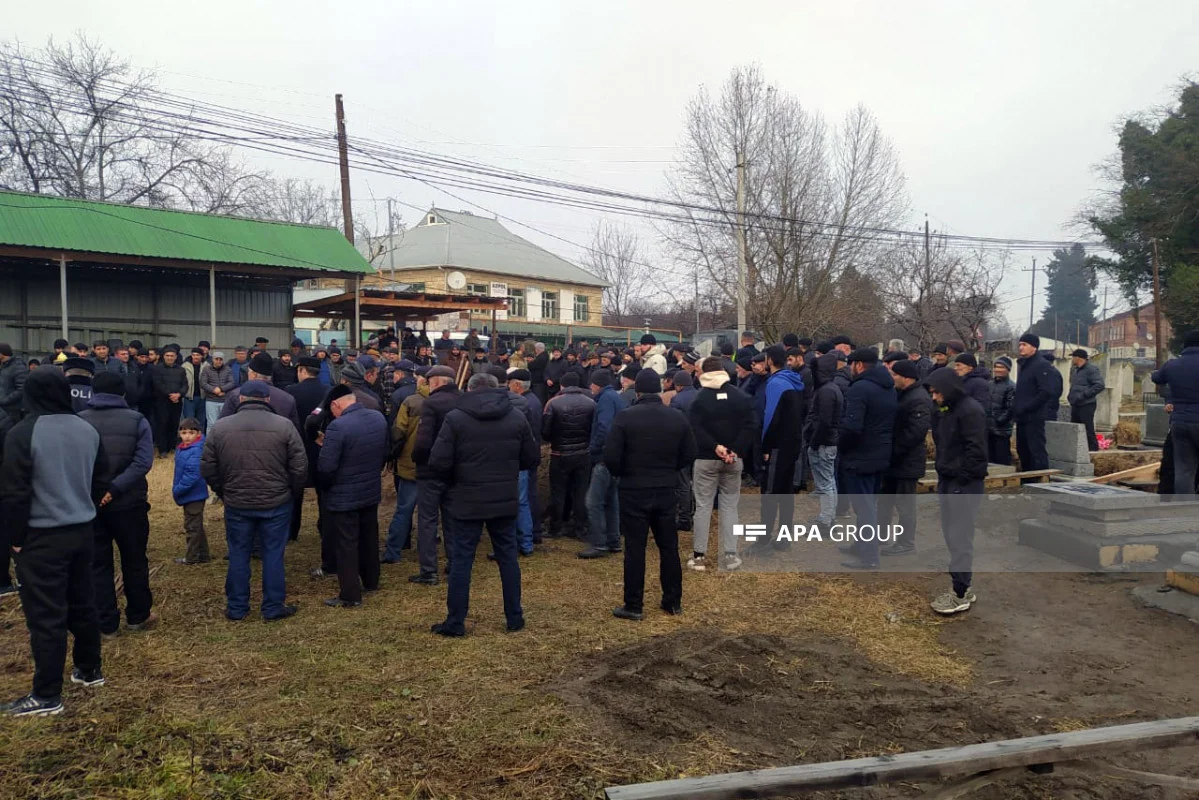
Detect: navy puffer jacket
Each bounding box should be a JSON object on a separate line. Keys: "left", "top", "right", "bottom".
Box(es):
{"left": 317, "top": 402, "right": 389, "bottom": 511}
{"left": 839, "top": 363, "right": 897, "bottom": 474}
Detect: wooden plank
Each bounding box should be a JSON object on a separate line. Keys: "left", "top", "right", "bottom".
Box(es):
{"left": 604, "top": 717, "right": 1199, "bottom": 800}
{"left": 917, "top": 469, "right": 1061, "bottom": 494}
{"left": 1058, "top": 760, "right": 1199, "bottom": 790}
{"left": 1087, "top": 462, "right": 1160, "bottom": 486}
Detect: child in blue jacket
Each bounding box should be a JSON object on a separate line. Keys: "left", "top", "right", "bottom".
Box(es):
{"left": 173, "top": 418, "right": 210, "bottom": 564}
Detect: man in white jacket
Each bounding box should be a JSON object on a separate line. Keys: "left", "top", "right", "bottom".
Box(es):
{"left": 638, "top": 334, "right": 668, "bottom": 376}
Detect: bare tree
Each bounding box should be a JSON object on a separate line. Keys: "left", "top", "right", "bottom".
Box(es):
{"left": 662, "top": 66, "right": 909, "bottom": 341}
{"left": 0, "top": 35, "right": 260, "bottom": 212}
{"left": 879, "top": 235, "right": 1007, "bottom": 352}
{"left": 582, "top": 220, "right": 647, "bottom": 322}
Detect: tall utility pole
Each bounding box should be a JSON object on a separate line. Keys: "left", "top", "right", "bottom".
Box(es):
{"left": 924, "top": 216, "right": 931, "bottom": 273}
{"left": 1152, "top": 238, "right": 1165, "bottom": 368}
{"left": 735, "top": 152, "right": 747, "bottom": 339}
{"left": 334, "top": 93, "right": 358, "bottom": 346}
{"left": 1022, "top": 257, "right": 1037, "bottom": 329}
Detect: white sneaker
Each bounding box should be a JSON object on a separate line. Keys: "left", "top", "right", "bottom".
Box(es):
{"left": 686, "top": 554, "right": 707, "bottom": 571}
{"left": 930, "top": 591, "right": 972, "bottom": 615}
{"left": 721, "top": 554, "right": 742, "bottom": 572}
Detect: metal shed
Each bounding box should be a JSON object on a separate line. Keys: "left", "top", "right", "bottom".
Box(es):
{"left": 0, "top": 190, "right": 374, "bottom": 356}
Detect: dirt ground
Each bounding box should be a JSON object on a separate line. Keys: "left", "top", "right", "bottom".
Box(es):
{"left": 1, "top": 459, "right": 1197, "bottom": 799}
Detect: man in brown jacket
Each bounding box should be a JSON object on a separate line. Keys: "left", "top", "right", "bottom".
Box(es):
{"left": 384, "top": 372, "right": 428, "bottom": 562}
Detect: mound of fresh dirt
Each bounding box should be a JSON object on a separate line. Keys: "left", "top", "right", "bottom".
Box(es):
{"left": 551, "top": 630, "right": 1023, "bottom": 768}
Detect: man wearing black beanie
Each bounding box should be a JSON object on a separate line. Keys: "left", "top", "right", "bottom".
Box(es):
{"left": 1012, "top": 332, "right": 1055, "bottom": 472}
{"left": 604, "top": 369, "right": 696, "bottom": 620}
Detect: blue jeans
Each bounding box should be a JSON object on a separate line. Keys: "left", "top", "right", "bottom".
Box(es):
{"left": 205, "top": 400, "right": 223, "bottom": 431}
{"left": 384, "top": 477, "right": 419, "bottom": 560}
{"left": 225, "top": 502, "right": 291, "bottom": 619}
{"left": 183, "top": 396, "right": 206, "bottom": 432}
{"left": 842, "top": 470, "right": 882, "bottom": 565}
{"left": 586, "top": 462, "right": 620, "bottom": 550}
{"left": 443, "top": 515, "right": 522, "bottom": 633}
{"left": 516, "top": 471, "right": 534, "bottom": 554}
{"left": 808, "top": 446, "right": 838, "bottom": 524}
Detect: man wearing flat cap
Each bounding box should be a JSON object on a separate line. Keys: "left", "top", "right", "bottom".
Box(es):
{"left": 1067, "top": 349, "right": 1104, "bottom": 452}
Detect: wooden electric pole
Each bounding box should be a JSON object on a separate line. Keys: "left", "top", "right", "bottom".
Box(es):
{"left": 1022, "top": 257, "right": 1037, "bottom": 330}
{"left": 1152, "top": 238, "right": 1165, "bottom": 368}
{"left": 735, "top": 153, "right": 747, "bottom": 339}
{"left": 334, "top": 93, "right": 359, "bottom": 346}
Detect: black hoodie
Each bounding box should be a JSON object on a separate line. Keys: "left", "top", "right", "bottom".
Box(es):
{"left": 0, "top": 370, "right": 109, "bottom": 546}
{"left": 427, "top": 387, "right": 539, "bottom": 519}
{"left": 803, "top": 353, "right": 843, "bottom": 448}
{"left": 925, "top": 368, "right": 988, "bottom": 484}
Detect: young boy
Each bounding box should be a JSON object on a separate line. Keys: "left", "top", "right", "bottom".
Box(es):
{"left": 172, "top": 418, "right": 210, "bottom": 564}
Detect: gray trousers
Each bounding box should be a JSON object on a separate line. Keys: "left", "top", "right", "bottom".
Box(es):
{"left": 691, "top": 457, "right": 742, "bottom": 556}
{"left": 416, "top": 477, "right": 450, "bottom": 576}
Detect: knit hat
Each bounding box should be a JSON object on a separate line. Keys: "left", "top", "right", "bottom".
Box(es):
{"left": 560, "top": 371, "right": 580, "bottom": 387}
{"left": 249, "top": 352, "right": 273, "bottom": 375}
{"left": 198, "top": 340, "right": 210, "bottom": 349}
{"left": 933, "top": 342, "right": 949, "bottom": 355}
{"left": 356, "top": 355, "right": 378, "bottom": 371}
{"left": 735, "top": 356, "right": 753, "bottom": 370}
{"left": 290, "top": 337, "right": 305, "bottom": 349}
{"left": 425, "top": 365, "right": 456, "bottom": 380}
{"left": 93, "top": 372, "right": 126, "bottom": 396}
{"left": 952, "top": 353, "right": 977, "bottom": 368}
{"left": 588, "top": 370, "right": 610, "bottom": 388}
{"left": 1018, "top": 332, "right": 1040, "bottom": 349}
{"left": 341, "top": 362, "right": 368, "bottom": 387}
{"left": 508, "top": 368, "right": 531, "bottom": 382}
{"left": 765, "top": 344, "right": 787, "bottom": 365}
{"left": 782, "top": 333, "right": 800, "bottom": 348}
{"left": 240, "top": 380, "right": 271, "bottom": 399}
{"left": 621, "top": 366, "right": 641, "bottom": 383}
{"left": 830, "top": 335, "right": 854, "bottom": 348}
{"left": 847, "top": 347, "right": 878, "bottom": 364}
{"left": 891, "top": 360, "right": 919, "bottom": 380}
{"left": 673, "top": 370, "right": 694, "bottom": 388}
{"left": 639, "top": 333, "right": 657, "bottom": 346}
{"left": 995, "top": 356, "right": 1013, "bottom": 370}
{"left": 1070, "top": 349, "right": 1089, "bottom": 359}
{"left": 682, "top": 350, "right": 700, "bottom": 365}
{"left": 0, "top": 343, "right": 12, "bottom": 358}
{"left": 635, "top": 370, "right": 661, "bottom": 393}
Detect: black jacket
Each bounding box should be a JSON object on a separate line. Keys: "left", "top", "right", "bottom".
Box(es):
{"left": 803, "top": 353, "right": 843, "bottom": 449}
{"left": 544, "top": 355, "right": 569, "bottom": 392}
{"left": 286, "top": 377, "right": 331, "bottom": 486}
{"left": 989, "top": 377, "right": 1016, "bottom": 436}
{"left": 412, "top": 383, "right": 462, "bottom": 479}
{"left": 925, "top": 368, "right": 988, "bottom": 484}
{"left": 687, "top": 376, "right": 755, "bottom": 461}
{"left": 839, "top": 363, "right": 897, "bottom": 474}
{"left": 541, "top": 385, "right": 595, "bottom": 458}
{"left": 962, "top": 366, "right": 991, "bottom": 415}
{"left": 151, "top": 362, "right": 188, "bottom": 398}
{"left": 317, "top": 402, "right": 389, "bottom": 512}
{"left": 761, "top": 369, "right": 806, "bottom": 455}
{"left": 1068, "top": 362, "right": 1105, "bottom": 408}
{"left": 272, "top": 360, "right": 298, "bottom": 389}
{"left": 79, "top": 393, "right": 154, "bottom": 512}
{"left": 0, "top": 356, "right": 29, "bottom": 418}
{"left": 888, "top": 382, "right": 932, "bottom": 480}
{"left": 603, "top": 395, "right": 696, "bottom": 490}
{"left": 528, "top": 351, "right": 549, "bottom": 385}
{"left": 1013, "top": 353, "right": 1057, "bottom": 422}
{"left": 428, "top": 388, "right": 539, "bottom": 519}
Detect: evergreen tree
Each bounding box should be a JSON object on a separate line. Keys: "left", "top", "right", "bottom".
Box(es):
{"left": 1031, "top": 244, "right": 1097, "bottom": 345}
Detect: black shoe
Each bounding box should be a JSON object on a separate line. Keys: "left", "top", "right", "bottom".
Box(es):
{"left": 577, "top": 547, "right": 610, "bottom": 559}
{"left": 612, "top": 606, "right": 643, "bottom": 621}
{"left": 531, "top": 535, "right": 544, "bottom": 545}
{"left": 225, "top": 611, "right": 246, "bottom": 622}
{"left": 1, "top": 694, "right": 63, "bottom": 718}
{"left": 609, "top": 546, "right": 622, "bottom": 554}
{"left": 430, "top": 622, "right": 465, "bottom": 637}
{"left": 519, "top": 549, "right": 533, "bottom": 557}
{"left": 408, "top": 573, "right": 439, "bottom": 585}
{"left": 661, "top": 603, "right": 683, "bottom": 616}
{"left": 880, "top": 543, "right": 916, "bottom": 557}
{"left": 506, "top": 618, "right": 526, "bottom": 633}
{"left": 381, "top": 557, "right": 401, "bottom": 564}
{"left": 841, "top": 559, "right": 880, "bottom": 570}
{"left": 264, "top": 605, "right": 298, "bottom": 621}
{"left": 70, "top": 667, "right": 105, "bottom": 688}
{"left": 324, "top": 597, "right": 362, "bottom": 608}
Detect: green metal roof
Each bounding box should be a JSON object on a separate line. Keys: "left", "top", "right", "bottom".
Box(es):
{"left": 0, "top": 190, "right": 373, "bottom": 274}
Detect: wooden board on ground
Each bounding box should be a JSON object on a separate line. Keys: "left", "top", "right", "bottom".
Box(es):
{"left": 605, "top": 716, "right": 1199, "bottom": 800}
{"left": 917, "top": 469, "right": 1060, "bottom": 494}
{"left": 1088, "top": 461, "right": 1160, "bottom": 486}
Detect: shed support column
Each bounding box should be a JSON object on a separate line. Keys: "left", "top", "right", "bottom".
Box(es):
{"left": 354, "top": 276, "right": 362, "bottom": 347}
{"left": 209, "top": 265, "right": 218, "bottom": 346}
{"left": 59, "top": 254, "right": 68, "bottom": 340}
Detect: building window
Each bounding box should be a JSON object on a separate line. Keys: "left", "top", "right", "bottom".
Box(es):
{"left": 508, "top": 288, "right": 525, "bottom": 318}
{"left": 542, "top": 291, "right": 558, "bottom": 319}
{"left": 466, "top": 283, "right": 488, "bottom": 296}
{"left": 405, "top": 282, "right": 425, "bottom": 293}
{"left": 573, "top": 294, "right": 589, "bottom": 323}
{"left": 427, "top": 214, "right": 437, "bottom": 225}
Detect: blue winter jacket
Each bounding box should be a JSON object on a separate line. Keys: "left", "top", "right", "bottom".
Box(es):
{"left": 317, "top": 402, "right": 390, "bottom": 511}
{"left": 318, "top": 359, "right": 332, "bottom": 387}
{"left": 589, "top": 384, "right": 628, "bottom": 463}
{"left": 173, "top": 435, "right": 209, "bottom": 505}
{"left": 839, "top": 363, "right": 897, "bottom": 474}
{"left": 670, "top": 386, "right": 699, "bottom": 414}
{"left": 1153, "top": 346, "right": 1199, "bottom": 425}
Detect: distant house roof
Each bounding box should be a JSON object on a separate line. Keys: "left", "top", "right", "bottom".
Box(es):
{"left": 0, "top": 190, "right": 374, "bottom": 275}
{"left": 369, "top": 208, "right": 607, "bottom": 288}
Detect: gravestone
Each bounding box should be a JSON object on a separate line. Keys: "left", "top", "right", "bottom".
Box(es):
{"left": 1045, "top": 420, "right": 1095, "bottom": 476}
{"left": 1095, "top": 387, "right": 1121, "bottom": 432}
{"left": 1116, "top": 362, "right": 1135, "bottom": 398}
{"left": 1143, "top": 403, "right": 1169, "bottom": 447}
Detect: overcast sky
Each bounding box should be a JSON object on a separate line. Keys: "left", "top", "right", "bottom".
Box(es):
{"left": 8, "top": 0, "right": 1198, "bottom": 330}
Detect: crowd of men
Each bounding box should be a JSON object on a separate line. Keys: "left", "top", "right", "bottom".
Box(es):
{"left": 2, "top": 322, "right": 1198, "bottom": 719}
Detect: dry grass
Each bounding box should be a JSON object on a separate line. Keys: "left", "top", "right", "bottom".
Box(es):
{"left": 0, "top": 460, "right": 967, "bottom": 799}
{"left": 1113, "top": 420, "right": 1142, "bottom": 447}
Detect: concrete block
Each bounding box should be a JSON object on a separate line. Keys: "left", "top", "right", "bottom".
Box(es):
{"left": 1047, "top": 512, "right": 1199, "bottom": 538}
{"left": 1046, "top": 421, "right": 1091, "bottom": 463}
{"left": 1049, "top": 458, "right": 1095, "bottom": 477}
{"left": 1095, "top": 388, "right": 1120, "bottom": 432}
{"left": 1132, "top": 584, "right": 1199, "bottom": 624}
{"left": 1019, "top": 518, "right": 1199, "bottom": 569}
{"left": 1025, "top": 483, "right": 1161, "bottom": 510}
{"left": 1122, "top": 544, "right": 1160, "bottom": 563}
